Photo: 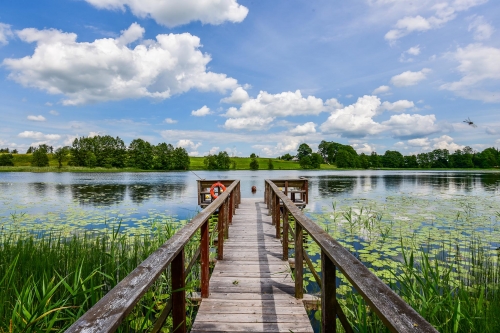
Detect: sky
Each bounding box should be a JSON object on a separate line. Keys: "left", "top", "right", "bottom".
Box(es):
{"left": 0, "top": 0, "right": 499, "bottom": 157}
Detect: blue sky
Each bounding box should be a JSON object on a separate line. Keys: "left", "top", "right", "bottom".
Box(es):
{"left": 1, "top": 0, "right": 499, "bottom": 157}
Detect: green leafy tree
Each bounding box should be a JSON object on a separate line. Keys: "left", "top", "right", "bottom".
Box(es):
{"left": 204, "top": 151, "right": 231, "bottom": 170}
{"left": 370, "top": 152, "right": 382, "bottom": 168}
{"left": 250, "top": 153, "right": 257, "bottom": 158}
{"left": 297, "top": 143, "right": 312, "bottom": 161}
{"left": 53, "top": 147, "right": 70, "bottom": 168}
{"left": 382, "top": 150, "right": 404, "bottom": 168}
{"left": 336, "top": 148, "right": 359, "bottom": 168}
{"left": 26, "top": 146, "right": 34, "bottom": 154}
{"left": 0, "top": 154, "right": 14, "bottom": 166}
{"left": 475, "top": 147, "right": 499, "bottom": 168}
{"left": 299, "top": 156, "right": 312, "bottom": 169}
{"left": 359, "top": 153, "right": 370, "bottom": 169}
{"left": 417, "top": 152, "right": 431, "bottom": 168}
{"left": 267, "top": 159, "right": 274, "bottom": 170}
{"left": 280, "top": 153, "right": 293, "bottom": 161}
{"left": 171, "top": 147, "right": 190, "bottom": 170}
{"left": 12, "top": 149, "right": 18, "bottom": 154}
{"left": 31, "top": 145, "right": 49, "bottom": 167}
{"left": 0, "top": 148, "right": 9, "bottom": 153}
{"left": 153, "top": 143, "right": 174, "bottom": 170}
{"left": 249, "top": 158, "right": 259, "bottom": 170}
{"left": 403, "top": 155, "right": 418, "bottom": 168}
{"left": 310, "top": 153, "right": 323, "bottom": 168}
{"left": 128, "top": 138, "right": 154, "bottom": 170}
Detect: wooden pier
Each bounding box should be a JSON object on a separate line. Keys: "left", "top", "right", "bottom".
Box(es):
{"left": 67, "top": 179, "right": 438, "bottom": 333}
{"left": 191, "top": 198, "right": 313, "bottom": 332}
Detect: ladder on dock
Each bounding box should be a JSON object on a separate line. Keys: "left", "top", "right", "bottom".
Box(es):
{"left": 191, "top": 198, "right": 313, "bottom": 332}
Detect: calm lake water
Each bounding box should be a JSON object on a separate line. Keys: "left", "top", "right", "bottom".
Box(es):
{"left": 1, "top": 170, "right": 499, "bottom": 235}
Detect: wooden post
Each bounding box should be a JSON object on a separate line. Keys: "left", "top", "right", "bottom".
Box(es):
{"left": 322, "top": 250, "right": 337, "bottom": 333}
{"left": 271, "top": 193, "right": 275, "bottom": 222}
{"left": 229, "top": 192, "right": 234, "bottom": 225}
{"left": 218, "top": 204, "right": 224, "bottom": 260}
{"left": 201, "top": 220, "right": 209, "bottom": 298}
{"left": 295, "top": 221, "right": 303, "bottom": 299}
{"left": 283, "top": 207, "right": 288, "bottom": 260}
{"left": 275, "top": 194, "right": 280, "bottom": 239}
{"left": 172, "top": 249, "right": 186, "bottom": 333}
{"left": 224, "top": 198, "right": 229, "bottom": 239}
{"left": 265, "top": 182, "right": 268, "bottom": 208}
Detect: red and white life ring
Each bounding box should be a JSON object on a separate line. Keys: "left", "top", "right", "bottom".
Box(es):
{"left": 210, "top": 182, "right": 226, "bottom": 199}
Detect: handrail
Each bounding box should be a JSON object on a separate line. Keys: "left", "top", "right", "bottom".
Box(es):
{"left": 66, "top": 180, "right": 241, "bottom": 333}
{"left": 265, "top": 179, "right": 438, "bottom": 333}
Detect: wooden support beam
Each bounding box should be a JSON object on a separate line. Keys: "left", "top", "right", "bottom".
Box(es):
{"left": 322, "top": 250, "right": 336, "bottom": 333}
{"left": 295, "top": 221, "right": 303, "bottom": 299}
{"left": 172, "top": 249, "right": 186, "bottom": 333}
{"left": 283, "top": 208, "right": 288, "bottom": 261}
{"left": 218, "top": 204, "right": 224, "bottom": 260}
{"left": 201, "top": 219, "right": 209, "bottom": 298}
{"left": 275, "top": 194, "right": 280, "bottom": 239}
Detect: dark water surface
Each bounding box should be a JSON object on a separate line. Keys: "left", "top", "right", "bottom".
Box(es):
{"left": 1, "top": 170, "right": 499, "bottom": 232}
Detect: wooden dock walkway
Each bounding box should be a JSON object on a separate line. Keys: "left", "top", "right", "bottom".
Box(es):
{"left": 191, "top": 198, "right": 314, "bottom": 333}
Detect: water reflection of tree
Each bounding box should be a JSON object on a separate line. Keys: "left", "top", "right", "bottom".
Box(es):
{"left": 127, "top": 183, "right": 185, "bottom": 204}
{"left": 30, "top": 182, "right": 48, "bottom": 196}
{"left": 383, "top": 175, "right": 403, "bottom": 191}
{"left": 71, "top": 184, "right": 127, "bottom": 206}
{"left": 317, "top": 176, "right": 356, "bottom": 198}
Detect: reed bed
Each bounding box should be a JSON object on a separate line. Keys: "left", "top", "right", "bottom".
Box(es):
{"left": 0, "top": 219, "right": 202, "bottom": 332}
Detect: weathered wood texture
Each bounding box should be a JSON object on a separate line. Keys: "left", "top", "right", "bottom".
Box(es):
{"left": 191, "top": 198, "right": 313, "bottom": 333}
{"left": 66, "top": 181, "right": 240, "bottom": 333}
{"left": 265, "top": 180, "right": 438, "bottom": 333}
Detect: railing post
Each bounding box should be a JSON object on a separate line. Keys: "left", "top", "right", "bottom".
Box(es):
{"left": 229, "top": 191, "right": 234, "bottom": 225}
{"left": 295, "top": 220, "right": 303, "bottom": 299}
{"left": 172, "top": 249, "right": 186, "bottom": 333}
{"left": 218, "top": 203, "right": 225, "bottom": 260}
{"left": 275, "top": 194, "right": 280, "bottom": 239}
{"left": 322, "top": 251, "right": 337, "bottom": 333}
{"left": 283, "top": 207, "right": 288, "bottom": 260}
{"left": 201, "top": 219, "right": 209, "bottom": 298}
{"left": 224, "top": 198, "right": 229, "bottom": 239}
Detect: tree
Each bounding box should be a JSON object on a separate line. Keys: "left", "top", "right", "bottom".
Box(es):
{"left": 12, "top": 149, "right": 18, "bottom": 154}
{"left": 370, "top": 152, "right": 382, "bottom": 168}
{"left": 249, "top": 158, "right": 259, "bottom": 170}
{"left": 359, "top": 153, "right": 370, "bottom": 169}
{"left": 297, "top": 143, "right": 312, "bottom": 161}
{"left": 250, "top": 153, "right": 257, "bottom": 158}
{"left": 0, "top": 148, "right": 9, "bottom": 153}
{"left": 0, "top": 154, "right": 14, "bottom": 166}
{"left": 280, "top": 153, "right": 293, "bottom": 161}
{"left": 153, "top": 143, "right": 174, "bottom": 170}
{"left": 31, "top": 145, "right": 49, "bottom": 167}
{"left": 268, "top": 159, "right": 274, "bottom": 170}
{"left": 54, "top": 147, "right": 70, "bottom": 168}
{"left": 299, "top": 156, "right": 312, "bottom": 169}
{"left": 26, "top": 146, "right": 34, "bottom": 154}
{"left": 404, "top": 155, "right": 418, "bottom": 168}
{"left": 382, "top": 150, "right": 404, "bottom": 168}
{"left": 204, "top": 151, "right": 231, "bottom": 170}
{"left": 310, "top": 153, "right": 323, "bottom": 168}
{"left": 171, "top": 147, "right": 190, "bottom": 170}
{"left": 128, "top": 138, "right": 154, "bottom": 170}
{"left": 336, "top": 149, "right": 359, "bottom": 168}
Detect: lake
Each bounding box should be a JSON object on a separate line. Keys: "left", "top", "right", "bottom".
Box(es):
{"left": 1, "top": 170, "right": 499, "bottom": 241}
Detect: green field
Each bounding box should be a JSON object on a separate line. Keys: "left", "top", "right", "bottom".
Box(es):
{"left": 0, "top": 154, "right": 337, "bottom": 172}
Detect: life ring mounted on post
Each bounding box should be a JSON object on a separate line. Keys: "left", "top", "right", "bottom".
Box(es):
{"left": 210, "top": 182, "right": 226, "bottom": 199}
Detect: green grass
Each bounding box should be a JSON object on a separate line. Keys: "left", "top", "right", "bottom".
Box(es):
{"left": 0, "top": 219, "right": 203, "bottom": 332}
{"left": 1, "top": 154, "right": 338, "bottom": 172}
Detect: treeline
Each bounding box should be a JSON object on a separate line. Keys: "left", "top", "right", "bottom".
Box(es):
{"left": 2, "top": 136, "right": 190, "bottom": 170}
{"left": 292, "top": 140, "right": 500, "bottom": 169}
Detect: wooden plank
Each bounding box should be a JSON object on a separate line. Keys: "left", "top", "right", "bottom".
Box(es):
{"left": 192, "top": 198, "right": 313, "bottom": 333}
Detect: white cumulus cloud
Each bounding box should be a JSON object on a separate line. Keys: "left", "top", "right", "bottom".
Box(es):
{"left": 0, "top": 23, "right": 13, "bottom": 46}
{"left": 290, "top": 122, "right": 316, "bottom": 136}
{"left": 440, "top": 44, "right": 500, "bottom": 102}
{"left": 320, "top": 95, "right": 385, "bottom": 138}
{"left": 3, "top": 24, "right": 238, "bottom": 105}
{"left": 18, "top": 131, "right": 61, "bottom": 141}
{"left": 382, "top": 113, "right": 440, "bottom": 139}
{"left": 220, "top": 87, "right": 250, "bottom": 104}
{"left": 164, "top": 118, "right": 177, "bottom": 124}
{"left": 49, "top": 110, "right": 59, "bottom": 115}
{"left": 176, "top": 139, "right": 201, "bottom": 151}
{"left": 27, "top": 115, "right": 47, "bottom": 122}
{"left": 390, "top": 68, "right": 431, "bottom": 87}
{"left": 372, "top": 85, "right": 391, "bottom": 95}
{"left": 224, "top": 117, "right": 274, "bottom": 131}
{"left": 84, "top": 0, "right": 248, "bottom": 27}
{"left": 191, "top": 106, "right": 212, "bottom": 117}
{"left": 380, "top": 100, "right": 415, "bottom": 112}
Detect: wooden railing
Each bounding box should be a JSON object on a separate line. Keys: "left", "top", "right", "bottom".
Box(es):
{"left": 66, "top": 180, "right": 241, "bottom": 333}
{"left": 264, "top": 179, "right": 438, "bottom": 333}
